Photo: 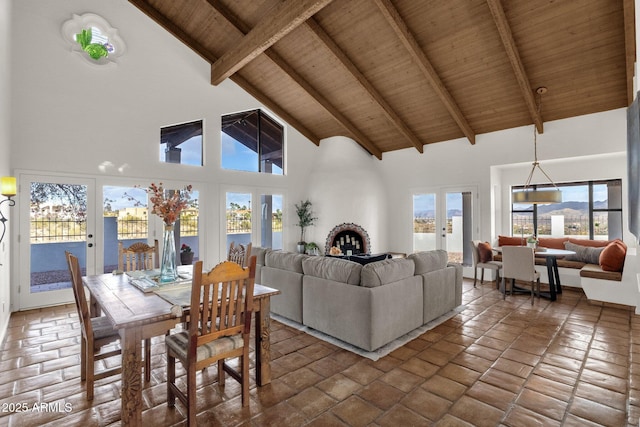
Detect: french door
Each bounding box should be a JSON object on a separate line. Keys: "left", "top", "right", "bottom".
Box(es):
{"left": 413, "top": 186, "right": 476, "bottom": 266}
{"left": 18, "top": 174, "right": 96, "bottom": 310}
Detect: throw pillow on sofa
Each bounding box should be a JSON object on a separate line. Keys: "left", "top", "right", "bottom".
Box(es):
{"left": 477, "top": 242, "right": 493, "bottom": 263}
{"left": 563, "top": 241, "right": 604, "bottom": 264}
{"left": 599, "top": 239, "right": 627, "bottom": 272}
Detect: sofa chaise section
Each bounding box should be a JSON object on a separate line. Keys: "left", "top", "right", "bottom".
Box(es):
{"left": 409, "top": 250, "right": 463, "bottom": 323}
{"left": 261, "top": 250, "right": 307, "bottom": 323}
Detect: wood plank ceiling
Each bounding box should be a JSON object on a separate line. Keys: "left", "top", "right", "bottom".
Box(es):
{"left": 129, "top": 0, "right": 636, "bottom": 160}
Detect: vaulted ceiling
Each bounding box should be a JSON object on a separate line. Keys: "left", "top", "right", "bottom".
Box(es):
{"left": 129, "top": 0, "right": 635, "bottom": 159}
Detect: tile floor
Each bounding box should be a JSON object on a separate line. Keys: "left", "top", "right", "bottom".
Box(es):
{"left": 1, "top": 278, "right": 640, "bottom": 426}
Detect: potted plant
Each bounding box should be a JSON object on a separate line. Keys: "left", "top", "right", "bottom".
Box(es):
{"left": 180, "top": 243, "right": 194, "bottom": 265}
{"left": 305, "top": 242, "right": 320, "bottom": 256}
{"left": 295, "top": 200, "right": 317, "bottom": 254}
{"left": 526, "top": 235, "right": 538, "bottom": 249}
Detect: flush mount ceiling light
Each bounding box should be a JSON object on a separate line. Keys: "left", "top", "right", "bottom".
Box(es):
{"left": 61, "top": 13, "right": 126, "bottom": 66}
{"left": 512, "top": 87, "right": 562, "bottom": 205}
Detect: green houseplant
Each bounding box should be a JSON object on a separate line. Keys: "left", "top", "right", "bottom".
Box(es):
{"left": 295, "top": 200, "right": 317, "bottom": 253}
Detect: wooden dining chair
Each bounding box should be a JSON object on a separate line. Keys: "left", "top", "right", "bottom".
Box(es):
{"left": 117, "top": 240, "right": 158, "bottom": 381}
{"left": 500, "top": 246, "right": 541, "bottom": 305}
{"left": 65, "top": 251, "right": 122, "bottom": 401}
{"left": 227, "top": 241, "right": 252, "bottom": 267}
{"left": 166, "top": 256, "right": 256, "bottom": 425}
{"left": 118, "top": 240, "right": 159, "bottom": 271}
{"left": 471, "top": 240, "right": 502, "bottom": 288}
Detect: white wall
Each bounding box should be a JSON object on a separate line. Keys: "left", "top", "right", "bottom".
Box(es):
{"left": 306, "top": 136, "right": 387, "bottom": 253}
{"left": 0, "top": 0, "right": 12, "bottom": 342}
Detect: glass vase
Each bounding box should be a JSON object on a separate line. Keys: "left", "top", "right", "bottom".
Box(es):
{"left": 160, "top": 223, "right": 178, "bottom": 283}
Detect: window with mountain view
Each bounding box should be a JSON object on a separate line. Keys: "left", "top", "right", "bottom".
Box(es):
{"left": 511, "top": 179, "right": 622, "bottom": 241}
{"left": 221, "top": 110, "right": 283, "bottom": 174}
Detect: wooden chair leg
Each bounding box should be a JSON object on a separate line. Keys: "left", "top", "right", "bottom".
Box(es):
{"left": 480, "top": 269, "right": 485, "bottom": 285}
{"left": 217, "top": 360, "right": 225, "bottom": 385}
{"left": 241, "top": 353, "right": 249, "bottom": 407}
{"left": 80, "top": 335, "right": 87, "bottom": 381}
{"left": 167, "top": 353, "right": 176, "bottom": 407}
{"left": 473, "top": 268, "right": 478, "bottom": 287}
{"left": 187, "top": 364, "right": 197, "bottom": 426}
{"left": 144, "top": 338, "right": 151, "bottom": 382}
{"left": 86, "top": 349, "right": 94, "bottom": 401}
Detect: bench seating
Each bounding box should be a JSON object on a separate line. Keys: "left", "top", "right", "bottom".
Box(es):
{"left": 495, "top": 236, "right": 638, "bottom": 312}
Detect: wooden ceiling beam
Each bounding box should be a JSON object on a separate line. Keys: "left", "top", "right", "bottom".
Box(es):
{"left": 373, "top": 0, "right": 475, "bottom": 145}
{"left": 209, "top": 0, "right": 334, "bottom": 85}
{"left": 207, "top": 0, "right": 383, "bottom": 159}
{"left": 623, "top": 0, "right": 636, "bottom": 105}
{"left": 305, "top": 18, "right": 424, "bottom": 153}
{"left": 486, "top": 0, "right": 544, "bottom": 133}
{"left": 128, "top": 0, "right": 321, "bottom": 147}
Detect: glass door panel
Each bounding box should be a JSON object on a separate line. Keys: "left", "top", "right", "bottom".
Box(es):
{"left": 261, "top": 194, "right": 282, "bottom": 250}
{"left": 19, "top": 175, "right": 95, "bottom": 309}
{"left": 413, "top": 193, "right": 436, "bottom": 252}
{"left": 226, "top": 192, "right": 252, "bottom": 252}
{"left": 103, "top": 185, "right": 149, "bottom": 273}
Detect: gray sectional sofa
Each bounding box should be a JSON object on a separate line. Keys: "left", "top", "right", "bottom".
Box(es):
{"left": 251, "top": 247, "right": 462, "bottom": 352}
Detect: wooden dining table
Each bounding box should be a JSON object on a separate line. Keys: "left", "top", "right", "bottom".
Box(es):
{"left": 82, "top": 272, "right": 281, "bottom": 426}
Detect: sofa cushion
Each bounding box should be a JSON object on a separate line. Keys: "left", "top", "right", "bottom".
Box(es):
{"left": 249, "top": 246, "right": 271, "bottom": 266}
{"left": 563, "top": 241, "right": 604, "bottom": 264}
{"left": 537, "top": 237, "right": 569, "bottom": 250}
{"left": 302, "top": 256, "right": 362, "bottom": 285}
{"left": 408, "top": 250, "right": 448, "bottom": 275}
{"left": 568, "top": 238, "right": 610, "bottom": 248}
{"left": 360, "top": 258, "right": 415, "bottom": 288}
{"left": 498, "top": 235, "right": 525, "bottom": 246}
{"left": 265, "top": 251, "right": 306, "bottom": 273}
{"left": 477, "top": 242, "right": 493, "bottom": 263}
{"left": 599, "top": 239, "right": 627, "bottom": 272}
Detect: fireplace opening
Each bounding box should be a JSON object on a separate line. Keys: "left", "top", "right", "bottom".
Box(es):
{"left": 325, "top": 223, "right": 370, "bottom": 255}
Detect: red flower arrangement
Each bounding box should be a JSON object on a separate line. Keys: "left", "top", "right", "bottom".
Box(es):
{"left": 146, "top": 182, "right": 193, "bottom": 225}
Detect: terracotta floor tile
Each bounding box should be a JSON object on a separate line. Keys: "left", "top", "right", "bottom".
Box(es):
{"left": 356, "top": 380, "right": 405, "bottom": 410}
{"left": 569, "top": 395, "right": 627, "bottom": 426}
{"left": 465, "top": 381, "right": 516, "bottom": 411}
{"left": 401, "top": 387, "right": 452, "bottom": 420}
{"left": 503, "top": 404, "right": 562, "bottom": 427}
{"left": 421, "top": 374, "right": 468, "bottom": 402}
{"left": 374, "top": 404, "right": 425, "bottom": 426}
{"left": 3, "top": 277, "right": 639, "bottom": 426}
{"left": 479, "top": 368, "right": 526, "bottom": 393}
{"left": 525, "top": 374, "right": 574, "bottom": 402}
{"left": 341, "top": 361, "right": 385, "bottom": 385}
{"left": 580, "top": 368, "right": 629, "bottom": 392}
{"left": 515, "top": 388, "right": 568, "bottom": 421}
{"left": 331, "top": 395, "right": 382, "bottom": 427}
{"left": 316, "top": 373, "right": 362, "bottom": 401}
{"left": 448, "top": 395, "right": 504, "bottom": 427}
{"left": 379, "top": 367, "right": 424, "bottom": 392}
{"left": 575, "top": 381, "right": 627, "bottom": 411}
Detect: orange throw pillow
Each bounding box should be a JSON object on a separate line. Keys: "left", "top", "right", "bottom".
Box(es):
{"left": 599, "top": 239, "right": 627, "bottom": 272}
{"left": 478, "top": 242, "right": 493, "bottom": 263}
